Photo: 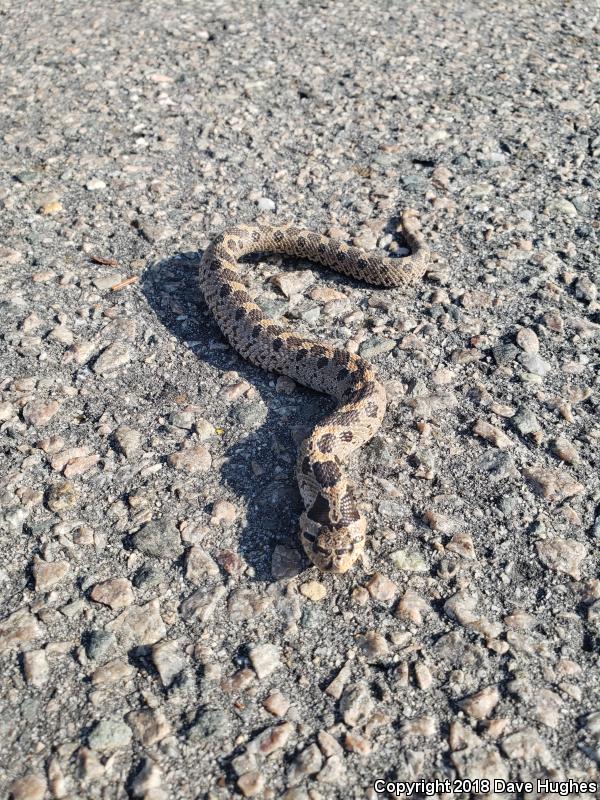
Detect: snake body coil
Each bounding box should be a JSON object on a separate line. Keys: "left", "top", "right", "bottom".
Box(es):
{"left": 200, "top": 210, "right": 429, "bottom": 572}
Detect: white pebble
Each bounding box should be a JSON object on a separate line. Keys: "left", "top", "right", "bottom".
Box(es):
{"left": 257, "top": 197, "right": 275, "bottom": 211}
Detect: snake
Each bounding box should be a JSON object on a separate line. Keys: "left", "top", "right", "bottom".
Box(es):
{"left": 199, "top": 209, "right": 429, "bottom": 573}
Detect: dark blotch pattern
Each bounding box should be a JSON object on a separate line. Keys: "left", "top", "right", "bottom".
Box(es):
{"left": 333, "top": 349, "right": 351, "bottom": 367}
{"left": 317, "top": 356, "right": 329, "bottom": 369}
{"left": 307, "top": 493, "right": 331, "bottom": 525}
{"left": 313, "top": 460, "right": 342, "bottom": 488}
{"left": 219, "top": 284, "right": 232, "bottom": 298}
{"left": 317, "top": 434, "right": 335, "bottom": 453}
{"left": 232, "top": 289, "right": 248, "bottom": 304}
{"left": 357, "top": 381, "right": 377, "bottom": 400}
{"left": 339, "top": 430, "right": 354, "bottom": 442}
{"left": 273, "top": 338, "right": 283, "bottom": 351}
{"left": 220, "top": 268, "right": 238, "bottom": 283}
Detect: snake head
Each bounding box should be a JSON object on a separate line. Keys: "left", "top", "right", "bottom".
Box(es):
{"left": 300, "top": 513, "right": 366, "bottom": 573}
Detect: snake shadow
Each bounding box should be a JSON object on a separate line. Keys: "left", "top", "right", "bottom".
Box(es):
{"left": 140, "top": 248, "right": 340, "bottom": 583}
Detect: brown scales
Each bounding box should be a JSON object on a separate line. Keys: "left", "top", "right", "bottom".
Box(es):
{"left": 199, "top": 209, "right": 429, "bottom": 573}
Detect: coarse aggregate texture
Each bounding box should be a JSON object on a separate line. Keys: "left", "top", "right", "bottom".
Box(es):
{"left": 0, "top": 1, "right": 599, "bottom": 799}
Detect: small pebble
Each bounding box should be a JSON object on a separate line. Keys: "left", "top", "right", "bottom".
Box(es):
{"left": 552, "top": 435, "right": 579, "bottom": 464}
{"left": 343, "top": 732, "right": 372, "bottom": 755}
{"left": 518, "top": 352, "right": 551, "bottom": 377}
{"left": 114, "top": 425, "right": 142, "bottom": 457}
{"left": 88, "top": 719, "right": 132, "bottom": 751}
{"left": 167, "top": 445, "right": 212, "bottom": 473}
{"left": 366, "top": 572, "right": 398, "bottom": 602}
{"left": 151, "top": 640, "right": 185, "bottom": 687}
{"left": 446, "top": 532, "right": 476, "bottom": 559}
{"left": 22, "top": 399, "right": 60, "bottom": 427}
{"left": 512, "top": 407, "right": 541, "bottom": 437}
{"left": 359, "top": 336, "right": 396, "bottom": 359}
{"left": 458, "top": 686, "right": 500, "bottom": 719}
{"left": 396, "top": 589, "right": 429, "bottom": 625}
{"left": 185, "top": 546, "right": 220, "bottom": 583}
{"left": 575, "top": 275, "right": 597, "bottom": 302}
{"left": 415, "top": 661, "right": 433, "bottom": 690}
{"left": 90, "top": 578, "right": 134, "bottom": 610}
{"left": 22, "top": 650, "right": 49, "bottom": 687}
{"left": 271, "top": 544, "right": 303, "bottom": 580}
{"left": 249, "top": 643, "right": 281, "bottom": 679}
{"left": 524, "top": 467, "right": 584, "bottom": 502}
{"left": 9, "top": 774, "right": 47, "bottom": 800}
{"left": 271, "top": 270, "right": 314, "bottom": 297}
{"left": 536, "top": 538, "right": 587, "bottom": 580}
{"left": 126, "top": 709, "right": 171, "bottom": 746}
{"left": 288, "top": 744, "right": 323, "bottom": 785}
{"left": 93, "top": 343, "right": 131, "bottom": 375}
{"left": 263, "top": 690, "right": 290, "bottom": 717}
{"left": 248, "top": 722, "right": 293, "bottom": 755}
{"left": 91, "top": 659, "right": 135, "bottom": 686}
{"left": 299, "top": 580, "right": 327, "bottom": 601}
{"left": 401, "top": 715, "right": 437, "bottom": 737}
{"left": 32, "top": 556, "right": 70, "bottom": 591}
{"left": 237, "top": 771, "right": 265, "bottom": 797}
{"left": 257, "top": 197, "right": 276, "bottom": 212}
{"left": 390, "top": 550, "right": 428, "bottom": 572}
{"left": 515, "top": 327, "right": 539, "bottom": 353}
{"left": 210, "top": 499, "right": 237, "bottom": 525}
{"left": 357, "top": 631, "right": 389, "bottom": 661}
{"left": 339, "top": 683, "right": 374, "bottom": 727}
{"left": 107, "top": 599, "right": 166, "bottom": 647}
{"left": 133, "top": 517, "right": 183, "bottom": 558}
{"left": 86, "top": 178, "right": 107, "bottom": 191}
{"left": 86, "top": 629, "right": 117, "bottom": 661}
{"left": 325, "top": 661, "right": 352, "bottom": 700}
{"left": 473, "top": 419, "right": 513, "bottom": 449}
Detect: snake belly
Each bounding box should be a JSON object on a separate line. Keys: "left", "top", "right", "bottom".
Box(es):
{"left": 199, "top": 210, "right": 429, "bottom": 573}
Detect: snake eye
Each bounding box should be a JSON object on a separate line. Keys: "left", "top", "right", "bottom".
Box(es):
{"left": 315, "top": 544, "right": 330, "bottom": 555}
{"left": 335, "top": 545, "right": 353, "bottom": 556}
{"left": 303, "top": 532, "right": 316, "bottom": 543}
